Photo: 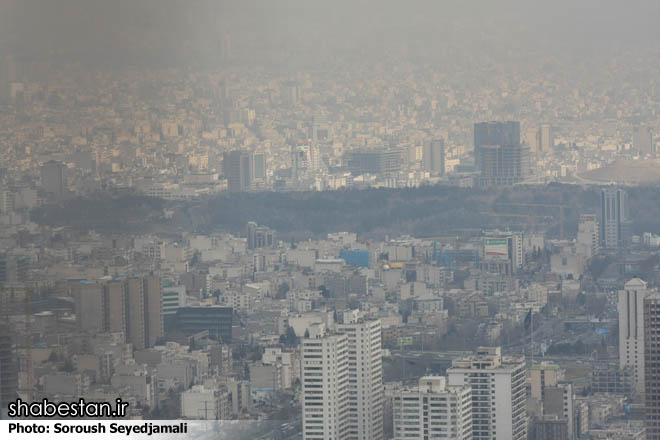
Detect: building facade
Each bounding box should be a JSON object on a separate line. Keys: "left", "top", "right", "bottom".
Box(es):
{"left": 645, "top": 293, "right": 660, "bottom": 439}
{"left": 619, "top": 278, "right": 651, "bottom": 400}
{"left": 336, "top": 316, "right": 384, "bottom": 440}
{"left": 301, "top": 325, "right": 350, "bottom": 440}
{"left": 600, "top": 187, "right": 630, "bottom": 249}
{"left": 392, "top": 376, "right": 472, "bottom": 440}
{"left": 447, "top": 347, "right": 526, "bottom": 440}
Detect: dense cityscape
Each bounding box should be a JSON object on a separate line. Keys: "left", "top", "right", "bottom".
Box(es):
{"left": 1, "top": 1, "right": 660, "bottom": 439}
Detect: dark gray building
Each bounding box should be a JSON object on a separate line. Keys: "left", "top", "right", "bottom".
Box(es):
{"left": 344, "top": 148, "right": 403, "bottom": 176}
{"left": 40, "top": 160, "right": 66, "bottom": 200}
{"left": 175, "top": 306, "right": 233, "bottom": 342}
{"left": 223, "top": 150, "right": 251, "bottom": 192}
{"left": 474, "top": 121, "right": 529, "bottom": 186}
{"left": 422, "top": 139, "right": 445, "bottom": 175}
{"left": 600, "top": 187, "right": 630, "bottom": 249}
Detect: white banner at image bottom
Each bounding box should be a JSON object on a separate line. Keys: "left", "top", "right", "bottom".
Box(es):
{"left": 1, "top": 419, "right": 283, "bottom": 439}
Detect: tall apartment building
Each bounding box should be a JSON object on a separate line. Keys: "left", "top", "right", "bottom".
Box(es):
{"left": 105, "top": 279, "right": 127, "bottom": 333}
{"left": 392, "top": 376, "right": 472, "bottom": 440}
{"left": 529, "top": 364, "right": 576, "bottom": 440}
{"left": 474, "top": 121, "right": 529, "bottom": 186}
{"left": 312, "top": 113, "right": 330, "bottom": 142}
{"left": 125, "top": 278, "right": 146, "bottom": 350}
{"left": 40, "top": 160, "right": 66, "bottom": 200}
{"left": 477, "top": 143, "right": 530, "bottom": 186}
{"left": 474, "top": 121, "right": 520, "bottom": 165}
{"left": 72, "top": 276, "right": 162, "bottom": 349}
{"left": 143, "top": 276, "right": 164, "bottom": 347}
{"left": 422, "top": 139, "right": 445, "bottom": 175}
{"left": 539, "top": 124, "right": 554, "bottom": 153}
{"left": 447, "top": 347, "right": 526, "bottom": 440}
{"left": 542, "top": 383, "right": 574, "bottom": 439}
{"left": 644, "top": 293, "right": 660, "bottom": 439}
{"left": 223, "top": 150, "right": 267, "bottom": 192}
{"left": 301, "top": 324, "right": 350, "bottom": 440}
{"left": 577, "top": 214, "right": 600, "bottom": 258}
{"left": 223, "top": 150, "right": 251, "bottom": 192}
{"left": 618, "top": 278, "right": 652, "bottom": 400}
{"left": 0, "top": 323, "right": 17, "bottom": 408}
{"left": 600, "top": 187, "right": 630, "bottom": 249}
{"left": 251, "top": 152, "right": 267, "bottom": 188}
{"left": 336, "top": 315, "right": 384, "bottom": 440}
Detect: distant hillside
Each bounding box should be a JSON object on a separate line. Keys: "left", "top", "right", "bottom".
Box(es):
{"left": 582, "top": 160, "right": 660, "bottom": 184}
{"left": 31, "top": 184, "right": 660, "bottom": 240}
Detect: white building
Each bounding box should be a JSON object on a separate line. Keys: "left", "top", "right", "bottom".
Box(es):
{"left": 392, "top": 376, "right": 472, "bottom": 440}
{"left": 336, "top": 314, "right": 384, "bottom": 440}
{"left": 301, "top": 324, "right": 350, "bottom": 440}
{"left": 162, "top": 285, "right": 186, "bottom": 320}
{"left": 577, "top": 214, "right": 599, "bottom": 258}
{"left": 447, "top": 347, "right": 526, "bottom": 440}
{"left": 180, "top": 384, "right": 230, "bottom": 420}
{"left": 263, "top": 347, "right": 298, "bottom": 389}
{"left": 618, "top": 278, "right": 653, "bottom": 401}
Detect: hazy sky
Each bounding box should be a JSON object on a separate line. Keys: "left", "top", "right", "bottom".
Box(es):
{"left": 1, "top": 0, "right": 659, "bottom": 68}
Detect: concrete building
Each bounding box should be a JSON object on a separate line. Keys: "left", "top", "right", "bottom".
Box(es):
{"left": 530, "top": 416, "right": 568, "bottom": 440}
{"left": 477, "top": 144, "right": 530, "bottom": 186}
{"left": 143, "top": 276, "right": 163, "bottom": 347}
{"left": 601, "top": 187, "right": 630, "bottom": 249}
{"left": 447, "top": 347, "right": 526, "bottom": 440}
{"left": 422, "top": 139, "right": 445, "bottom": 175}
{"left": 591, "top": 362, "right": 632, "bottom": 396}
{"left": 481, "top": 232, "right": 524, "bottom": 275}
{"left": 0, "top": 324, "right": 17, "bottom": 408}
{"left": 162, "top": 284, "right": 186, "bottom": 330}
{"left": 175, "top": 306, "right": 232, "bottom": 342}
{"left": 223, "top": 150, "right": 251, "bottom": 192}
{"left": 336, "top": 314, "right": 384, "bottom": 440}
{"left": 262, "top": 347, "right": 298, "bottom": 389}
{"left": 247, "top": 221, "right": 276, "bottom": 250}
{"left": 539, "top": 124, "right": 554, "bottom": 153}
{"left": 226, "top": 379, "right": 251, "bottom": 416}
{"left": 72, "top": 276, "right": 161, "bottom": 348}
{"left": 344, "top": 148, "right": 403, "bottom": 176}
{"left": 40, "top": 160, "right": 66, "bottom": 200}
{"left": 529, "top": 362, "right": 564, "bottom": 402}
{"left": 104, "top": 280, "right": 127, "bottom": 334}
{"left": 301, "top": 324, "right": 349, "bottom": 440}
{"left": 124, "top": 277, "right": 163, "bottom": 350}
{"left": 474, "top": 121, "right": 520, "bottom": 164}
{"left": 618, "top": 278, "right": 652, "bottom": 400}
{"left": 644, "top": 293, "right": 660, "bottom": 439}
{"left": 543, "top": 383, "right": 574, "bottom": 439}
{"left": 209, "top": 344, "right": 232, "bottom": 376}
{"left": 577, "top": 214, "right": 600, "bottom": 258}
{"left": 474, "top": 121, "right": 529, "bottom": 186}
{"left": 392, "top": 376, "right": 472, "bottom": 440}
{"left": 180, "top": 384, "right": 230, "bottom": 420}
